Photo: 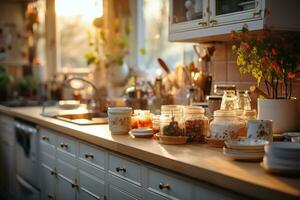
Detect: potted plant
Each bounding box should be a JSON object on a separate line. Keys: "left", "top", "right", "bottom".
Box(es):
{"left": 84, "top": 17, "right": 130, "bottom": 87}
{"left": 232, "top": 28, "right": 300, "bottom": 133}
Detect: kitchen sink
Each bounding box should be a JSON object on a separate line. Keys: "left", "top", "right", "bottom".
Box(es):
{"left": 56, "top": 112, "right": 108, "bottom": 125}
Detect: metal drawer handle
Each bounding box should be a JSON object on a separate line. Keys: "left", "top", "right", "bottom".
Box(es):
{"left": 198, "top": 21, "right": 207, "bottom": 26}
{"left": 42, "top": 136, "right": 49, "bottom": 141}
{"left": 210, "top": 19, "right": 218, "bottom": 25}
{"left": 47, "top": 192, "right": 55, "bottom": 199}
{"left": 60, "top": 143, "right": 68, "bottom": 149}
{"left": 159, "top": 183, "right": 170, "bottom": 190}
{"left": 253, "top": 10, "right": 262, "bottom": 17}
{"left": 116, "top": 166, "right": 126, "bottom": 173}
{"left": 84, "top": 153, "right": 94, "bottom": 159}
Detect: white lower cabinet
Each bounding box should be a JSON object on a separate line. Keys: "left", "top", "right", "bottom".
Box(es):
{"left": 39, "top": 127, "right": 248, "bottom": 200}
{"left": 40, "top": 164, "right": 56, "bottom": 200}
{"left": 0, "top": 115, "right": 15, "bottom": 200}
{"left": 56, "top": 158, "right": 77, "bottom": 200}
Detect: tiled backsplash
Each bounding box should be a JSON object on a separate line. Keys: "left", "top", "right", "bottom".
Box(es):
{"left": 210, "top": 43, "right": 300, "bottom": 103}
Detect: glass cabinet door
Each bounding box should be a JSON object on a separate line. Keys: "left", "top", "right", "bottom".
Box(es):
{"left": 209, "top": 0, "right": 263, "bottom": 26}
{"left": 216, "top": 0, "right": 255, "bottom": 16}
{"left": 171, "top": 0, "right": 205, "bottom": 24}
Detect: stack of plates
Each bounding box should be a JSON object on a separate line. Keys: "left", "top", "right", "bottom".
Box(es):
{"left": 262, "top": 142, "right": 300, "bottom": 174}
{"left": 223, "top": 138, "right": 266, "bottom": 161}
{"left": 129, "top": 128, "right": 153, "bottom": 138}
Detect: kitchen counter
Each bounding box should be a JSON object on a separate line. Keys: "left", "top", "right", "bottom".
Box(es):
{"left": 1, "top": 106, "right": 300, "bottom": 200}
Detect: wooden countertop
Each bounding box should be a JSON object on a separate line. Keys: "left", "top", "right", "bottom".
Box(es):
{"left": 1, "top": 106, "right": 300, "bottom": 200}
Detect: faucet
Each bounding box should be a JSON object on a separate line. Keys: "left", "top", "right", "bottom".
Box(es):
{"left": 63, "top": 77, "right": 104, "bottom": 112}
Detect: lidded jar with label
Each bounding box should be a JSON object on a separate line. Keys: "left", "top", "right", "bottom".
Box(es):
{"left": 209, "top": 110, "right": 246, "bottom": 140}
{"left": 183, "top": 106, "right": 208, "bottom": 143}
{"left": 160, "top": 105, "right": 184, "bottom": 136}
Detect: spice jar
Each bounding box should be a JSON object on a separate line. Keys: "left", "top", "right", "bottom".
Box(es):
{"left": 137, "top": 110, "right": 152, "bottom": 128}
{"left": 183, "top": 106, "right": 208, "bottom": 143}
{"left": 160, "top": 105, "right": 184, "bottom": 136}
{"left": 209, "top": 110, "right": 246, "bottom": 140}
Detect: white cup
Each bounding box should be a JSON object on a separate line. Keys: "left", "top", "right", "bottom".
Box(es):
{"left": 247, "top": 119, "right": 273, "bottom": 142}
{"left": 108, "top": 107, "right": 132, "bottom": 134}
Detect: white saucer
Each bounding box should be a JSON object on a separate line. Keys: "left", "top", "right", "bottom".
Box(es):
{"left": 223, "top": 147, "right": 264, "bottom": 161}
{"left": 265, "top": 142, "right": 300, "bottom": 159}
{"left": 130, "top": 128, "right": 153, "bottom": 138}
{"left": 262, "top": 157, "right": 300, "bottom": 174}
{"left": 225, "top": 138, "right": 266, "bottom": 150}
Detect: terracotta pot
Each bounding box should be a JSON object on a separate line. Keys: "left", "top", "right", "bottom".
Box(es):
{"left": 258, "top": 98, "right": 300, "bottom": 134}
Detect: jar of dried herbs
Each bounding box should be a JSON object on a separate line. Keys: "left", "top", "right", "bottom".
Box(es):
{"left": 183, "top": 106, "right": 208, "bottom": 143}
{"left": 160, "top": 105, "right": 184, "bottom": 136}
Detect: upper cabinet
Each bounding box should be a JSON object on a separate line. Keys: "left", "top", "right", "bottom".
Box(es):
{"left": 169, "top": 0, "right": 300, "bottom": 42}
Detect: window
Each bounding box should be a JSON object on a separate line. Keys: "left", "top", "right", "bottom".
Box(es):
{"left": 55, "top": 0, "right": 103, "bottom": 71}
{"left": 135, "top": 0, "right": 195, "bottom": 78}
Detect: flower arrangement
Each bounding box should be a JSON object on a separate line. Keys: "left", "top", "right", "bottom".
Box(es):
{"left": 231, "top": 27, "right": 300, "bottom": 99}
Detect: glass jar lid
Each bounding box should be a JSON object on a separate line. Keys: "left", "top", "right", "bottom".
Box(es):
{"left": 184, "top": 106, "right": 204, "bottom": 114}
{"left": 161, "top": 105, "right": 183, "bottom": 113}
{"left": 213, "top": 109, "right": 236, "bottom": 117}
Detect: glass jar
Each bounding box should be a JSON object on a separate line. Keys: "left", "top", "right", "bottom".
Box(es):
{"left": 137, "top": 110, "right": 152, "bottom": 128}
{"left": 236, "top": 90, "right": 251, "bottom": 110}
{"left": 160, "top": 105, "right": 184, "bottom": 136}
{"left": 209, "top": 110, "right": 246, "bottom": 140}
{"left": 220, "top": 90, "right": 238, "bottom": 110}
{"left": 183, "top": 106, "right": 208, "bottom": 143}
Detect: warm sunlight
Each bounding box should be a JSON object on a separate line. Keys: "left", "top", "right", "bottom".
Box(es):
{"left": 55, "top": 0, "right": 103, "bottom": 22}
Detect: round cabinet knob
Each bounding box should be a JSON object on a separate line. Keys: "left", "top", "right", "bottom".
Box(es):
{"left": 84, "top": 153, "right": 94, "bottom": 159}
{"left": 116, "top": 166, "right": 126, "bottom": 173}
{"left": 159, "top": 183, "right": 170, "bottom": 190}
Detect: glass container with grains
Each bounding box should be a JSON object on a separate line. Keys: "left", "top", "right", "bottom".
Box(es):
{"left": 183, "top": 106, "right": 208, "bottom": 143}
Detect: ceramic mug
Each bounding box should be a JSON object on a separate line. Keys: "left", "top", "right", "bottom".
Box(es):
{"left": 247, "top": 119, "right": 273, "bottom": 142}
{"left": 108, "top": 107, "right": 132, "bottom": 134}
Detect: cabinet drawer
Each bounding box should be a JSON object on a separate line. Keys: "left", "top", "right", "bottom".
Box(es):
{"left": 78, "top": 170, "right": 105, "bottom": 200}
{"left": 57, "top": 135, "right": 77, "bottom": 157}
{"left": 109, "top": 185, "right": 140, "bottom": 200}
{"left": 40, "top": 151, "right": 56, "bottom": 169}
{"left": 108, "top": 153, "right": 142, "bottom": 186}
{"left": 79, "top": 143, "right": 105, "bottom": 170}
{"left": 40, "top": 128, "right": 57, "bottom": 147}
{"left": 195, "top": 185, "right": 246, "bottom": 200}
{"left": 147, "top": 168, "right": 193, "bottom": 200}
